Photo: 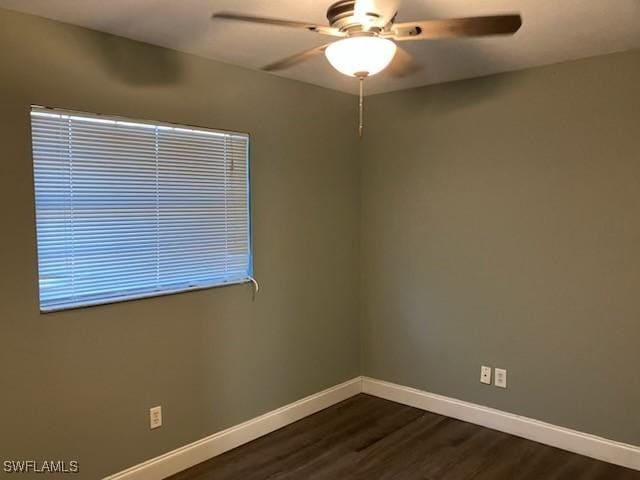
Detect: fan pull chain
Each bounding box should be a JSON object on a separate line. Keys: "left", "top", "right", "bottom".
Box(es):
{"left": 358, "top": 76, "right": 365, "bottom": 138}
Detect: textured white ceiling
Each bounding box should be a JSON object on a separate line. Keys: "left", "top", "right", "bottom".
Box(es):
{"left": 1, "top": 0, "right": 638, "bottom": 95}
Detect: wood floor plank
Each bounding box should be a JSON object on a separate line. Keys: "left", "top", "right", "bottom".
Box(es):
{"left": 167, "top": 394, "right": 640, "bottom": 480}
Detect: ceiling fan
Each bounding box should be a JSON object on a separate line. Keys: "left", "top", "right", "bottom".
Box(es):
{"left": 213, "top": 0, "right": 522, "bottom": 136}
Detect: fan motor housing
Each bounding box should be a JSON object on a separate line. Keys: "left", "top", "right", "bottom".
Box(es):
{"left": 327, "top": 0, "right": 381, "bottom": 32}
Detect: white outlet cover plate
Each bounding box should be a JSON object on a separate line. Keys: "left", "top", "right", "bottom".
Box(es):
{"left": 495, "top": 368, "right": 507, "bottom": 388}
{"left": 150, "top": 406, "right": 162, "bottom": 429}
{"left": 480, "top": 366, "right": 492, "bottom": 385}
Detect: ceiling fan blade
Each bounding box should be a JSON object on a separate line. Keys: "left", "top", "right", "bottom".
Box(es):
{"left": 354, "top": 0, "right": 402, "bottom": 28}
{"left": 263, "top": 44, "right": 330, "bottom": 72}
{"left": 385, "top": 47, "right": 421, "bottom": 78}
{"left": 391, "top": 14, "right": 522, "bottom": 41}
{"left": 212, "top": 12, "right": 343, "bottom": 37}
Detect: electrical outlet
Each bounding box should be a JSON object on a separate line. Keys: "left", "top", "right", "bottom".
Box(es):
{"left": 480, "top": 366, "right": 492, "bottom": 385}
{"left": 150, "top": 406, "right": 162, "bottom": 429}
{"left": 495, "top": 368, "right": 507, "bottom": 388}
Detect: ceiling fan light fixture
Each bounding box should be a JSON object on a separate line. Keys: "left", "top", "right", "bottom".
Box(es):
{"left": 325, "top": 36, "right": 397, "bottom": 77}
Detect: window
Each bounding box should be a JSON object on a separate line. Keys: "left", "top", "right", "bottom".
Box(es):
{"left": 30, "top": 106, "right": 251, "bottom": 312}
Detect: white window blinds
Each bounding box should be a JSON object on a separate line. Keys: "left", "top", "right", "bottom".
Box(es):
{"left": 30, "top": 106, "right": 251, "bottom": 312}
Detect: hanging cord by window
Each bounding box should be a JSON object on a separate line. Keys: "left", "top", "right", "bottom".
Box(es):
{"left": 248, "top": 276, "right": 260, "bottom": 301}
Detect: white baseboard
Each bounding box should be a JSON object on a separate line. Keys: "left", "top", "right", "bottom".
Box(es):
{"left": 103, "top": 377, "right": 362, "bottom": 480}
{"left": 362, "top": 377, "right": 640, "bottom": 471}
{"left": 105, "top": 376, "right": 639, "bottom": 479}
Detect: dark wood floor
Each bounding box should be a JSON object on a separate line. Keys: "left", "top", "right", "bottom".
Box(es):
{"left": 168, "top": 394, "right": 639, "bottom": 480}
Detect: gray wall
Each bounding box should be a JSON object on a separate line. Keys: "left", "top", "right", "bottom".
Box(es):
{"left": 2, "top": 6, "right": 639, "bottom": 478}
{"left": 361, "top": 50, "right": 640, "bottom": 445}
{"left": 0, "top": 8, "right": 360, "bottom": 479}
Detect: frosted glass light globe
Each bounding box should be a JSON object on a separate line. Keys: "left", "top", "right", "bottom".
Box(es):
{"left": 325, "top": 36, "right": 397, "bottom": 77}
